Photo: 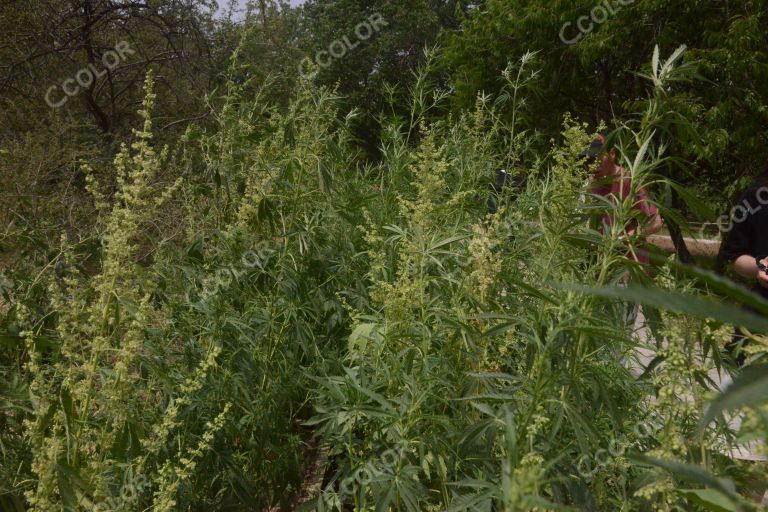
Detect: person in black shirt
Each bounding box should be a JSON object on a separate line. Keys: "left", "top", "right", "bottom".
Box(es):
{"left": 720, "top": 175, "right": 768, "bottom": 365}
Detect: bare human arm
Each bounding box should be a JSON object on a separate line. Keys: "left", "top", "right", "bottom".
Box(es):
{"left": 627, "top": 186, "right": 662, "bottom": 237}
{"left": 642, "top": 214, "right": 664, "bottom": 236}
{"left": 734, "top": 254, "right": 768, "bottom": 289}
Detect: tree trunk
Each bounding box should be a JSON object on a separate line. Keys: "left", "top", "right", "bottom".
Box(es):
{"left": 665, "top": 212, "right": 693, "bottom": 264}
{"left": 659, "top": 158, "right": 693, "bottom": 264}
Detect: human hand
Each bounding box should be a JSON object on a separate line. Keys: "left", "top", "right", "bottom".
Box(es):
{"left": 623, "top": 227, "right": 637, "bottom": 240}
{"left": 757, "top": 257, "right": 768, "bottom": 289}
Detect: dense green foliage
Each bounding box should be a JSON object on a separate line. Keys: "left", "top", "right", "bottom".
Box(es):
{"left": 441, "top": 0, "right": 768, "bottom": 206}
{"left": 1, "top": 1, "right": 767, "bottom": 511}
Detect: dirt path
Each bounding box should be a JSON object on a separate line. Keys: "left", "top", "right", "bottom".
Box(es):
{"left": 647, "top": 234, "right": 721, "bottom": 259}
{"left": 268, "top": 436, "right": 329, "bottom": 511}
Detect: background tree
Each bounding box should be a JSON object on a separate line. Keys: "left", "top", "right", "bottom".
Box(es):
{"left": 0, "top": 0, "right": 223, "bottom": 253}
{"left": 442, "top": 0, "right": 768, "bottom": 212}
{"left": 0, "top": 0, "right": 221, "bottom": 136}
{"left": 294, "top": 0, "right": 470, "bottom": 157}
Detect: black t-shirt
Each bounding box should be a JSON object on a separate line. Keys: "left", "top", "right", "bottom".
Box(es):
{"left": 721, "top": 185, "right": 768, "bottom": 299}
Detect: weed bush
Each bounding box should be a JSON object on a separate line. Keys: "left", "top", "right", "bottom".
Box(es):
{"left": 0, "top": 47, "right": 766, "bottom": 512}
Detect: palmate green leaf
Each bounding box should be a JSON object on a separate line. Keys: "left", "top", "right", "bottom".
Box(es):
{"left": 478, "top": 317, "right": 525, "bottom": 338}
{"left": 652, "top": 45, "right": 661, "bottom": 81}
{"left": 445, "top": 486, "right": 494, "bottom": 512}
{"left": 454, "top": 392, "right": 519, "bottom": 402}
{"left": 458, "top": 417, "right": 499, "bottom": 448}
{"left": 0, "top": 495, "right": 26, "bottom": 512}
{"left": 56, "top": 461, "right": 90, "bottom": 512}
{"left": 655, "top": 203, "right": 693, "bottom": 238}
{"left": 318, "top": 159, "right": 333, "bottom": 196}
{"left": 0, "top": 372, "right": 32, "bottom": 413}
{"left": 647, "top": 255, "right": 768, "bottom": 317}
{"left": 348, "top": 322, "right": 383, "bottom": 356}
{"left": 342, "top": 367, "right": 396, "bottom": 413}
{"left": 557, "top": 323, "right": 626, "bottom": 343}
{"left": 629, "top": 455, "right": 741, "bottom": 502}
{"left": 663, "top": 45, "right": 690, "bottom": 82}
{"left": 428, "top": 233, "right": 471, "bottom": 251}
{"left": 560, "top": 401, "right": 601, "bottom": 455}
{"left": 370, "top": 464, "right": 426, "bottom": 512}
{"left": 631, "top": 130, "right": 655, "bottom": 178}
{"left": 676, "top": 488, "right": 738, "bottom": 512}
{"left": 497, "top": 273, "right": 560, "bottom": 305}
{"left": 699, "top": 364, "right": 768, "bottom": 431}
{"left": 469, "top": 401, "right": 496, "bottom": 417}
{"left": 0, "top": 332, "right": 23, "bottom": 350}
{"left": 667, "top": 180, "right": 717, "bottom": 221}
{"left": 565, "top": 284, "right": 768, "bottom": 333}
{"left": 467, "top": 372, "right": 520, "bottom": 382}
